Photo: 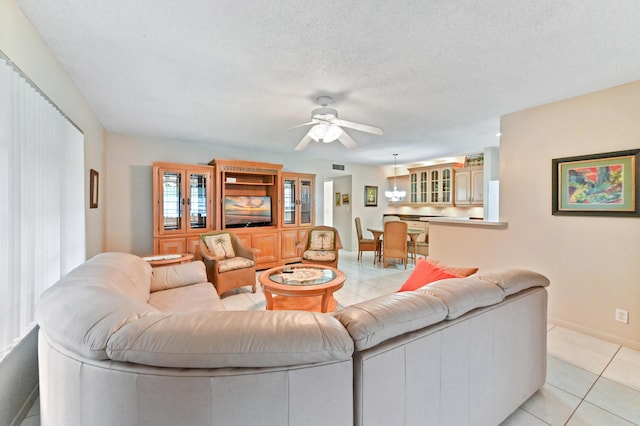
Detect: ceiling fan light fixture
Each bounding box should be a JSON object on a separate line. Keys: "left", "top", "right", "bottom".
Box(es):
{"left": 309, "top": 124, "right": 326, "bottom": 142}
{"left": 324, "top": 124, "right": 342, "bottom": 142}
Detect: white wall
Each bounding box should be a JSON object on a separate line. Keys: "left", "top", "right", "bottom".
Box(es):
{"left": 331, "top": 175, "right": 353, "bottom": 250}
{"left": 430, "top": 81, "right": 640, "bottom": 350}
{"left": 105, "top": 133, "right": 390, "bottom": 254}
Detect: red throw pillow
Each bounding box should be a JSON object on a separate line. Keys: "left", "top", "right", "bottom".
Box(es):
{"left": 398, "top": 259, "right": 462, "bottom": 292}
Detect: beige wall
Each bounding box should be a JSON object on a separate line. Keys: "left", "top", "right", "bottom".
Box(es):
{"left": 430, "top": 81, "right": 640, "bottom": 349}
{"left": 105, "top": 133, "right": 390, "bottom": 255}
{"left": 1, "top": 0, "right": 106, "bottom": 258}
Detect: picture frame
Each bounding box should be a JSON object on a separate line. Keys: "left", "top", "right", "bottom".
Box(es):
{"left": 364, "top": 185, "right": 378, "bottom": 207}
{"left": 90, "top": 169, "right": 99, "bottom": 209}
{"left": 552, "top": 149, "right": 640, "bottom": 217}
{"left": 342, "top": 193, "right": 350, "bottom": 205}
{"left": 335, "top": 192, "right": 341, "bottom": 206}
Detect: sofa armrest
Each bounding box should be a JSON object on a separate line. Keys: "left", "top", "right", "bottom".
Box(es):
{"left": 150, "top": 261, "right": 208, "bottom": 292}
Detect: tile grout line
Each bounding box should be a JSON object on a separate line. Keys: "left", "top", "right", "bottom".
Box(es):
{"left": 563, "top": 345, "right": 624, "bottom": 425}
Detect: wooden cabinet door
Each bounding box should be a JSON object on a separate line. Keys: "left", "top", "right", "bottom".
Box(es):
{"left": 471, "top": 169, "right": 484, "bottom": 204}
{"left": 186, "top": 236, "right": 203, "bottom": 260}
{"left": 455, "top": 169, "right": 472, "bottom": 205}
{"left": 281, "top": 229, "right": 300, "bottom": 261}
{"left": 252, "top": 232, "right": 279, "bottom": 265}
{"left": 156, "top": 237, "right": 186, "bottom": 254}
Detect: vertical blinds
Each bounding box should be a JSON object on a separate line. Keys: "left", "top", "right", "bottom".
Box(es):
{"left": 0, "top": 54, "right": 85, "bottom": 359}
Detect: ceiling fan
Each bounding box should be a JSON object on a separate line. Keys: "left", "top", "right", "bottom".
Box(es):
{"left": 293, "top": 96, "right": 383, "bottom": 151}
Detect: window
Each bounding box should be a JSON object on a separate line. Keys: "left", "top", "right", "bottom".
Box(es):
{"left": 0, "top": 53, "right": 85, "bottom": 360}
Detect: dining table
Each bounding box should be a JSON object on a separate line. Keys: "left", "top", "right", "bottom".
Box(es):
{"left": 366, "top": 227, "right": 424, "bottom": 265}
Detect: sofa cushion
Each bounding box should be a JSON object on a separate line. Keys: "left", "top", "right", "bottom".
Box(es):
{"left": 148, "top": 282, "right": 224, "bottom": 312}
{"left": 398, "top": 259, "right": 462, "bottom": 292}
{"left": 303, "top": 250, "right": 337, "bottom": 262}
{"left": 417, "top": 276, "right": 505, "bottom": 319}
{"left": 475, "top": 268, "right": 550, "bottom": 296}
{"left": 204, "top": 233, "right": 235, "bottom": 259}
{"left": 106, "top": 310, "right": 353, "bottom": 368}
{"left": 309, "top": 229, "right": 335, "bottom": 250}
{"left": 333, "top": 292, "right": 447, "bottom": 351}
{"left": 150, "top": 261, "right": 208, "bottom": 292}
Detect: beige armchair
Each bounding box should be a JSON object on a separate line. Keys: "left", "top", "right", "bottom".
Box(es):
{"left": 299, "top": 226, "right": 343, "bottom": 268}
{"left": 355, "top": 217, "right": 376, "bottom": 262}
{"left": 383, "top": 220, "right": 408, "bottom": 269}
{"left": 200, "top": 231, "right": 257, "bottom": 296}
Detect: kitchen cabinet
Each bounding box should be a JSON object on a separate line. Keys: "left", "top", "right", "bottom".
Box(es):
{"left": 455, "top": 166, "right": 484, "bottom": 206}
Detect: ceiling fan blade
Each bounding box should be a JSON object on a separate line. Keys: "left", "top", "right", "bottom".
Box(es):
{"left": 282, "top": 121, "right": 316, "bottom": 132}
{"left": 338, "top": 131, "right": 358, "bottom": 149}
{"left": 330, "top": 118, "right": 383, "bottom": 135}
{"left": 294, "top": 133, "right": 313, "bottom": 151}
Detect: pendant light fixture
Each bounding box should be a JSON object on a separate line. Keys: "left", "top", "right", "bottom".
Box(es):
{"left": 384, "top": 153, "right": 406, "bottom": 202}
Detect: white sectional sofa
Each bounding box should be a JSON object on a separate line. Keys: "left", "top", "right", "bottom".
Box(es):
{"left": 36, "top": 252, "right": 549, "bottom": 426}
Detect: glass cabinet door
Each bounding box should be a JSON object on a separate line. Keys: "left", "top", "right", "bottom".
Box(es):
{"left": 430, "top": 169, "right": 439, "bottom": 203}
{"left": 420, "top": 171, "right": 428, "bottom": 203}
{"left": 162, "top": 171, "right": 182, "bottom": 232}
{"left": 299, "top": 179, "right": 312, "bottom": 225}
{"left": 283, "top": 178, "right": 296, "bottom": 225}
{"left": 410, "top": 173, "right": 417, "bottom": 203}
{"left": 442, "top": 168, "right": 452, "bottom": 203}
{"left": 188, "top": 172, "right": 209, "bottom": 230}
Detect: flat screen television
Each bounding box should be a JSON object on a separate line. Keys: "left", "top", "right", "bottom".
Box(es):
{"left": 224, "top": 195, "right": 272, "bottom": 228}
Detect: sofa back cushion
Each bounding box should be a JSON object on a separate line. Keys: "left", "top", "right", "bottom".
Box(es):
{"left": 333, "top": 292, "right": 448, "bottom": 351}
{"left": 150, "top": 260, "right": 208, "bottom": 292}
{"left": 107, "top": 310, "right": 353, "bottom": 368}
{"left": 58, "top": 252, "right": 153, "bottom": 303}
{"left": 417, "top": 276, "right": 505, "bottom": 319}
{"left": 475, "top": 268, "right": 550, "bottom": 296}
{"left": 35, "top": 252, "right": 158, "bottom": 360}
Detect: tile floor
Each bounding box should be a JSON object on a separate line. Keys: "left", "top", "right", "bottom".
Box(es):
{"left": 21, "top": 251, "right": 640, "bottom": 425}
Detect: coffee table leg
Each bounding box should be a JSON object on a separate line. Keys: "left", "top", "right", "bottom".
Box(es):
{"left": 263, "top": 289, "right": 274, "bottom": 310}
{"left": 320, "top": 291, "right": 332, "bottom": 313}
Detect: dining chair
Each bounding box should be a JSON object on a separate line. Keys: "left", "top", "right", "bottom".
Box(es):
{"left": 383, "top": 220, "right": 408, "bottom": 269}
{"left": 355, "top": 217, "right": 376, "bottom": 262}
{"left": 408, "top": 222, "right": 429, "bottom": 261}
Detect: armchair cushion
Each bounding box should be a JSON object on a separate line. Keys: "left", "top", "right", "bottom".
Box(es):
{"left": 218, "top": 257, "right": 256, "bottom": 273}
{"left": 203, "top": 233, "right": 235, "bottom": 259}
{"left": 309, "top": 229, "right": 336, "bottom": 250}
{"left": 303, "top": 250, "right": 337, "bottom": 262}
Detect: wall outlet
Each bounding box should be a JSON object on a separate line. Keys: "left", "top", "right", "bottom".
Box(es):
{"left": 615, "top": 309, "right": 629, "bottom": 324}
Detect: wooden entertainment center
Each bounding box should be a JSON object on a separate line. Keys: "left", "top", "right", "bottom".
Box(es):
{"left": 152, "top": 159, "right": 315, "bottom": 269}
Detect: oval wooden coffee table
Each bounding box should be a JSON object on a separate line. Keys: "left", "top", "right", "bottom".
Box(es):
{"left": 259, "top": 264, "right": 346, "bottom": 313}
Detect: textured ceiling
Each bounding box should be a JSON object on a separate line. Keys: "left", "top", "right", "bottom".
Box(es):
{"left": 16, "top": 0, "right": 640, "bottom": 166}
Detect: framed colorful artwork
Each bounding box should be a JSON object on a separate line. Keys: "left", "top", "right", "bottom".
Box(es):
{"left": 335, "top": 192, "right": 341, "bottom": 206}
{"left": 365, "top": 185, "right": 378, "bottom": 207}
{"left": 342, "top": 193, "right": 350, "bottom": 205}
{"left": 552, "top": 149, "right": 639, "bottom": 216}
